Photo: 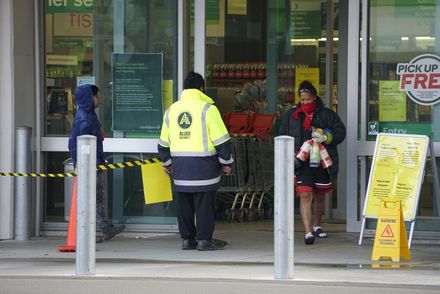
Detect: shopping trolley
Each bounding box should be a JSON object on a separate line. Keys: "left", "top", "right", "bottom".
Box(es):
{"left": 217, "top": 112, "right": 276, "bottom": 222}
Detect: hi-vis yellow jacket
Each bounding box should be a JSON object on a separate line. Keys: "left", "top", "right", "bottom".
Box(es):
{"left": 158, "top": 89, "right": 233, "bottom": 192}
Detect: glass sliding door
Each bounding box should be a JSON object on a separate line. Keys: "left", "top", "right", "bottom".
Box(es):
{"left": 364, "top": 0, "right": 440, "bottom": 232}
{"left": 201, "top": 0, "right": 342, "bottom": 220}
{"left": 43, "top": 0, "right": 179, "bottom": 227}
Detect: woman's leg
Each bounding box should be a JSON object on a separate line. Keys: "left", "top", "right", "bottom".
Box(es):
{"left": 313, "top": 192, "right": 328, "bottom": 227}
{"left": 299, "top": 191, "right": 314, "bottom": 234}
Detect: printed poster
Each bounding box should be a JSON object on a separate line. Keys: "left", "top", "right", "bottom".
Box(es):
{"left": 364, "top": 133, "right": 428, "bottom": 221}
{"left": 295, "top": 67, "right": 320, "bottom": 104}
{"left": 162, "top": 80, "right": 174, "bottom": 111}
{"left": 379, "top": 80, "right": 406, "bottom": 121}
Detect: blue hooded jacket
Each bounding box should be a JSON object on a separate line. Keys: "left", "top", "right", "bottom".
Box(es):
{"left": 68, "top": 84, "right": 104, "bottom": 167}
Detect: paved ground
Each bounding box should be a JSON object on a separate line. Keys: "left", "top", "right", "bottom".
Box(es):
{"left": 0, "top": 220, "right": 439, "bottom": 293}
{"left": 1, "top": 277, "right": 440, "bottom": 294}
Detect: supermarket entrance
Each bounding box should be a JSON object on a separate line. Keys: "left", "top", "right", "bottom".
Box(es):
{"left": 197, "top": 0, "right": 344, "bottom": 223}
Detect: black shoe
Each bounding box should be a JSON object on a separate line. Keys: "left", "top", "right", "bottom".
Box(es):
{"left": 304, "top": 233, "right": 315, "bottom": 245}
{"left": 197, "top": 239, "right": 224, "bottom": 251}
{"left": 96, "top": 236, "right": 104, "bottom": 243}
{"left": 181, "top": 239, "right": 197, "bottom": 250}
{"left": 103, "top": 224, "right": 126, "bottom": 241}
{"left": 213, "top": 238, "right": 228, "bottom": 246}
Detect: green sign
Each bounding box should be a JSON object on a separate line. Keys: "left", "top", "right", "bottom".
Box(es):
{"left": 46, "top": 0, "right": 96, "bottom": 13}
{"left": 112, "top": 53, "right": 163, "bottom": 133}
{"left": 371, "top": 0, "right": 435, "bottom": 6}
{"left": 380, "top": 122, "right": 432, "bottom": 137}
{"left": 368, "top": 121, "right": 379, "bottom": 136}
{"left": 291, "top": 11, "right": 321, "bottom": 39}
{"left": 53, "top": 39, "right": 91, "bottom": 47}
{"left": 207, "top": 0, "right": 220, "bottom": 23}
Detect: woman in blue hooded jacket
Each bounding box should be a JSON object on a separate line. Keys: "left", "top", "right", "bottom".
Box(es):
{"left": 68, "top": 84, "right": 125, "bottom": 242}
{"left": 68, "top": 84, "right": 104, "bottom": 167}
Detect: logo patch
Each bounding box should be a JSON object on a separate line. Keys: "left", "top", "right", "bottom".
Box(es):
{"left": 178, "top": 112, "right": 192, "bottom": 129}
{"left": 396, "top": 54, "right": 440, "bottom": 105}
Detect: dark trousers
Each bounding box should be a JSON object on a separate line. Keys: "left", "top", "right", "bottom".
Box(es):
{"left": 96, "top": 171, "right": 106, "bottom": 231}
{"left": 175, "top": 191, "right": 216, "bottom": 241}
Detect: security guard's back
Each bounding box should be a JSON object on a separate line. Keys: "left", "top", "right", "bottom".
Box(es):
{"left": 158, "top": 71, "right": 233, "bottom": 251}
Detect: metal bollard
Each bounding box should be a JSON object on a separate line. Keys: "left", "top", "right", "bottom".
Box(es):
{"left": 274, "top": 136, "right": 294, "bottom": 279}
{"left": 75, "top": 135, "right": 96, "bottom": 275}
{"left": 14, "top": 127, "right": 32, "bottom": 241}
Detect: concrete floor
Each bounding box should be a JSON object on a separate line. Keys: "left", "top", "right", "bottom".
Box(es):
{"left": 0, "top": 220, "right": 439, "bottom": 293}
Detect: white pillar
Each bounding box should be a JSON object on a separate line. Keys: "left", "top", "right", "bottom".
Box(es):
{"left": 0, "top": 0, "right": 15, "bottom": 240}
{"left": 75, "top": 135, "right": 97, "bottom": 276}
{"left": 274, "top": 136, "right": 295, "bottom": 279}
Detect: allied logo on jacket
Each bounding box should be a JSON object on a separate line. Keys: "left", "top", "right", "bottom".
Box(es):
{"left": 178, "top": 111, "right": 192, "bottom": 139}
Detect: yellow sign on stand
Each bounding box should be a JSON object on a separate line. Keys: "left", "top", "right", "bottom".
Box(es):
{"left": 141, "top": 163, "right": 173, "bottom": 204}
{"left": 364, "top": 134, "right": 428, "bottom": 221}
{"left": 371, "top": 199, "right": 411, "bottom": 262}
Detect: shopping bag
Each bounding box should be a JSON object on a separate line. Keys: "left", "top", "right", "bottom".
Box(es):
{"left": 141, "top": 162, "right": 173, "bottom": 204}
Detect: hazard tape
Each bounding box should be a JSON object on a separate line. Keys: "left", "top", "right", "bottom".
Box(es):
{"left": 0, "top": 157, "right": 161, "bottom": 178}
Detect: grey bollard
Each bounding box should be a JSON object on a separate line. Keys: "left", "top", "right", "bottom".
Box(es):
{"left": 274, "top": 136, "right": 295, "bottom": 279}
{"left": 14, "top": 127, "right": 32, "bottom": 241}
{"left": 75, "top": 135, "right": 96, "bottom": 275}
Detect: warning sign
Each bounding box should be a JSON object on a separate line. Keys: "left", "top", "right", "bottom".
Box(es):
{"left": 380, "top": 225, "right": 394, "bottom": 238}
{"left": 371, "top": 199, "right": 410, "bottom": 262}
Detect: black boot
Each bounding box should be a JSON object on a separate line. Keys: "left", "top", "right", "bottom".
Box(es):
{"left": 103, "top": 224, "right": 126, "bottom": 241}
{"left": 197, "top": 239, "right": 224, "bottom": 251}
{"left": 181, "top": 239, "right": 197, "bottom": 250}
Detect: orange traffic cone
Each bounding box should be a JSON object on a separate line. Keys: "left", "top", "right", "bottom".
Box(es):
{"left": 58, "top": 177, "right": 77, "bottom": 252}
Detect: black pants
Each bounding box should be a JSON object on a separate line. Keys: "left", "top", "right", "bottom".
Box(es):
{"left": 175, "top": 191, "right": 216, "bottom": 241}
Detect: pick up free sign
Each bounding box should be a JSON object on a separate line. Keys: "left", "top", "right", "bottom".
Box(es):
{"left": 396, "top": 54, "right": 440, "bottom": 105}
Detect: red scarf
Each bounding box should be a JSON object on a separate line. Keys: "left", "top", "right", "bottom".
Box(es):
{"left": 293, "top": 101, "right": 316, "bottom": 130}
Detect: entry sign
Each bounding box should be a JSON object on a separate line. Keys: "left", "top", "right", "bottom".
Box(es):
{"left": 364, "top": 133, "right": 429, "bottom": 221}
{"left": 372, "top": 199, "right": 410, "bottom": 262}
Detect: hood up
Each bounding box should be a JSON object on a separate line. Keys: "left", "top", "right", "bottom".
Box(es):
{"left": 75, "top": 84, "right": 95, "bottom": 113}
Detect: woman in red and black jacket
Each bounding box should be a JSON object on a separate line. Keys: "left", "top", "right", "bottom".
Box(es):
{"left": 280, "top": 80, "right": 346, "bottom": 245}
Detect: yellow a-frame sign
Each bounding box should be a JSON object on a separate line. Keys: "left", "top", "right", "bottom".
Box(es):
{"left": 359, "top": 133, "right": 431, "bottom": 249}
{"left": 371, "top": 199, "right": 410, "bottom": 261}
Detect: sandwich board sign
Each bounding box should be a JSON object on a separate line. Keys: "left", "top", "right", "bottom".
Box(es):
{"left": 371, "top": 199, "right": 410, "bottom": 262}
{"left": 358, "top": 133, "right": 430, "bottom": 248}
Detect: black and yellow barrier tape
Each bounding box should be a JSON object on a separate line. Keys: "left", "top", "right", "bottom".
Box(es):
{"left": 0, "top": 157, "right": 160, "bottom": 178}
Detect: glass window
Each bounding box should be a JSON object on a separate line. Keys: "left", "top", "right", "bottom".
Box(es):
{"left": 366, "top": 1, "right": 440, "bottom": 229}
{"left": 43, "top": 151, "right": 179, "bottom": 224}
{"left": 205, "top": 0, "right": 339, "bottom": 117}
{"left": 367, "top": 0, "right": 437, "bottom": 140}
{"left": 43, "top": 0, "right": 179, "bottom": 225}
{"left": 44, "top": 0, "right": 178, "bottom": 138}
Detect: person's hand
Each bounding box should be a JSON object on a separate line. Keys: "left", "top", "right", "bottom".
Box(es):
{"left": 312, "top": 133, "right": 327, "bottom": 143}
{"left": 223, "top": 165, "right": 232, "bottom": 175}
{"left": 312, "top": 128, "right": 331, "bottom": 144}
{"left": 163, "top": 165, "right": 172, "bottom": 177}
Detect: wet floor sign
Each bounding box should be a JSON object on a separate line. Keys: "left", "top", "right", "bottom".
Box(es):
{"left": 371, "top": 199, "right": 411, "bottom": 262}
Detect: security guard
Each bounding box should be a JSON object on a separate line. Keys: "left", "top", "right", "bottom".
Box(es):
{"left": 158, "top": 72, "right": 233, "bottom": 251}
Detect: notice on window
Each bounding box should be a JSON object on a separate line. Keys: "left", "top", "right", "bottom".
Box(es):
{"left": 227, "top": 0, "right": 247, "bottom": 15}
{"left": 364, "top": 133, "right": 429, "bottom": 221}
{"left": 379, "top": 80, "right": 406, "bottom": 122}
{"left": 112, "top": 53, "right": 163, "bottom": 133}
{"left": 162, "top": 80, "right": 173, "bottom": 112}
{"left": 294, "top": 67, "right": 320, "bottom": 104}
